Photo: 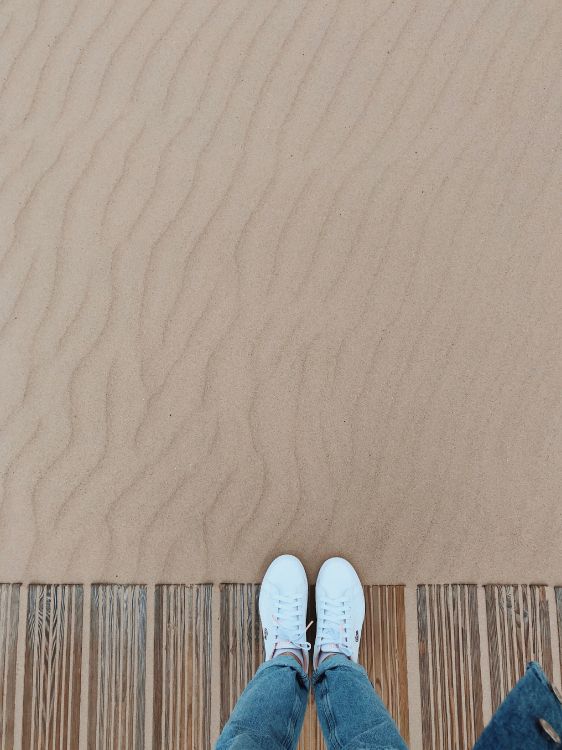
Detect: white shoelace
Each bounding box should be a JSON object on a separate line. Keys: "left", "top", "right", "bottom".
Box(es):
{"left": 316, "top": 597, "right": 352, "bottom": 657}
{"left": 272, "top": 594, "right": 312, "bottom": 653}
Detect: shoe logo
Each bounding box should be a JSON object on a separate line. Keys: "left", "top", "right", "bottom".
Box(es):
{"left": 264, "top": 628, "right": 268, "bottom": 639}
{"left": 355, "top": 630, "right": 359, "bottom": 642}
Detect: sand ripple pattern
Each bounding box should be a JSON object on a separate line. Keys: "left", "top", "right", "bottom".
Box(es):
{"left": 1, "top": 0, "right": 561, "bottom": 583}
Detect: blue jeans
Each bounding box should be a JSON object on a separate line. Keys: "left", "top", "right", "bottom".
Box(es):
{"left": 216, "top": 654, "right": 408, "bottom": 750}
{"left": 474, "top": 661, "right": 562, "bottom": 749}
{"left": 216, "top": 658, "right": 562, "bottom": 749}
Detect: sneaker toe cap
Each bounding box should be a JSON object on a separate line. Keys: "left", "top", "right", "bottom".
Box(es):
{"left": 317, "top": 557, "right": 363, "bottom": 598}
{"left": 262, "top": 554, "right": 308, "bottom": 595}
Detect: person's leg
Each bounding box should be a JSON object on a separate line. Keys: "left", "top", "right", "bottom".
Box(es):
{"left": 312, "top": 557, "right": 408, "bottom": 750}
{"left": 216, "top": 555, "right": 312, "bottom": 750}
{"left": 216, "top": 654, "right": 309, "bottom": 750}
{"left": 473, "top": 660, "right": 562, "bottom": 749}
{"left": 313, "top": 655, "right": 408, "bottom": 750}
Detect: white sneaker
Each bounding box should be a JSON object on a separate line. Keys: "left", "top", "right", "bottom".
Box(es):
{"left": 314, "top": 557, "right": 365, "bottom": 669}
{"left": 259, "top": 555, "right": 311, "bottom": 670}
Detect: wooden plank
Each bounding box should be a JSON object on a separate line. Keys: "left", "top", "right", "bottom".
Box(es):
{"left": 485, "top": 584, "right": 552, "bottom": 713}
{"left": 88, "top": 584, "right": 146, "bottom": 750}
{"left": 556, "top": 588, "right": 562, "bottom": 679}
{"left": 417, "top": 584, "right": 483, "bottom": 750}
{"left": 219, "top": 583, "right": 409, "bottom": 749}
{"left": 22, "top": 584, "right": 83, "bottom": 750}
{"left": 360, "top": 585, "right": 410, "bottom": 744}
{"left": 219, "top": 584, "right": 262, "bottom": 731}
{"left": 0, "top": 584, "right": 20, "bottom": 750}
{"left": 152, "top": 584, "right": 212, "bottom": 750}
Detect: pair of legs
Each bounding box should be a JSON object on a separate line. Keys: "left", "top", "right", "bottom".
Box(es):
{"left": 216, "top": 654, "right": 407, "bottom": 749}
{"left": 216, "top": 556, "right": 562, "bottom": 750}
{"left": 216, "top": 555, "right": 407, "bottom": 750}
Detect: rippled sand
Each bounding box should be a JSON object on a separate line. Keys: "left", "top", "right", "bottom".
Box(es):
{"left": 1, "top": 0, "right": 561, "bottom": 586}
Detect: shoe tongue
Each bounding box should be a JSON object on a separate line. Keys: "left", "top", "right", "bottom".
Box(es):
{"left": 321, "top": 643, "right": 340, "bottom": 653}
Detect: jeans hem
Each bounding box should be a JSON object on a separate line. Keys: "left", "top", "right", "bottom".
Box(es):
{"left": 258, "top": 654, "right": 310, "bottom": 687}
{"left": 312, "top": 654, "right": 366, "bottom": 683}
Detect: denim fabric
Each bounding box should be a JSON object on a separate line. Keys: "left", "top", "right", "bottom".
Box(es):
{"left": 313, "top": 654, "right": 408, "bottom": 750}
{"left": 474, "top": 661, "right": 562, "bottom": 749}
{"left": 215, "top": 654, "right": 407, "bottom": 750}
{"left": 215, "top": 655, "right": 309, "bottom": 750}
{"left": 216, "top": 657, "right": 562, "bottom": 750}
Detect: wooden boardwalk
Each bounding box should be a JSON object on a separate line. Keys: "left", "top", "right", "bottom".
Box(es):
{"left": 0, "top": 583, "right": 561, "bottom": 749}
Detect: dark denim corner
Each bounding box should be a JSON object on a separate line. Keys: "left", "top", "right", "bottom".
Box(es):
{"left": 474, "top": 662, "right": 562, "bottom": 749}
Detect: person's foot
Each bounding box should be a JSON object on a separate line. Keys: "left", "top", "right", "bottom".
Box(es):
{"left": 259, "top": 554, "right": 311, "bottom": 670}
{"left": 313, "top": 557, "right": 365, "bottom": 669}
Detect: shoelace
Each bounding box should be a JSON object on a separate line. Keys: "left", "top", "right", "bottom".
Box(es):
{"left": 316, "top": 597, "right": 352, "bottom": 657}
{"left": 272, "top": 594, "right": 312, "bottom": 653}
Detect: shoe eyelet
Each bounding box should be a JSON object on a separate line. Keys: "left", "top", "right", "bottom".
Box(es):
{"left": 538, "top": 718, "right": 561, "bottom": 743}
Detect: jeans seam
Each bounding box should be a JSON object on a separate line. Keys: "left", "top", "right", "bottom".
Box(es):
{"left": 320, "top": 678, "right": 342, "bottom": 750}
{"left": 281, "top": 688, "right": 304, "bottom": 750}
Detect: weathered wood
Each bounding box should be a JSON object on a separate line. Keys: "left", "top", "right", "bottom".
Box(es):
{"left": 219, "top": 584, "right": 263, "bottom": 731}
{"left": 219, "top": 583, "right": 409, "bottom": 749}
{"left": 3, "top": 580, "right": 561, "bottom": 749}
{"left": 555, "top": 588, "right": 562, "bottom": 679}
{"left": 417, "top": 584, "right": 483, "bottom": 750}
{"left": 359, "top": 585, "right": 410, "bottom": 744}
{"left": 88, "top": 584, "right": 146, "bottom": 749}
{"left": 485, "top": 584, "right": 552, "bottom": 712}
{"left": 22, "top": 584, "right": 83, "bottom": 750}
{"left": 152, "top": 584, "right": 212, "bottom": 750}
{"left": 0, "top": 584, "right": 20, "bottom": 750}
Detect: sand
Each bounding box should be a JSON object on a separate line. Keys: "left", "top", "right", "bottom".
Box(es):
{"left": 1, "top": 0, "right": 561, "bottom": 586}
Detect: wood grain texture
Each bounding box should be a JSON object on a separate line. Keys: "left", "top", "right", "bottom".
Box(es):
{"left": 219, "top": 583, "right": 409, "bottom": 748}
{"left": 0, "top": 0, "right": 561, "bottom": 588}
{"left": 0, "top": 584, "right": 20, "bottom": 750}
{"left": 88, "top": 584, "right": 147, "bottom": 750}
{"left": 555, "top": 588, "right": 562, "bottom": 678}
{"left": 153, "top": 584, "right": 212, "bottom": 750}
{"left": 360, "top": 585, "right": 409, "bottom": 743}
{"left": 485, "top": 584, "right": 553, "bottom": 712}
{"left": 2, "top": 581, "right": 562, "bottom": 747}
{"left": 22, "top": 584, "right": 83, "bottom": 750}
{"left": 417, "top": 584, "right": 483, "bottom": 750}
{"left": 219, "top": 584, "right": 263, "bottom": 731}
